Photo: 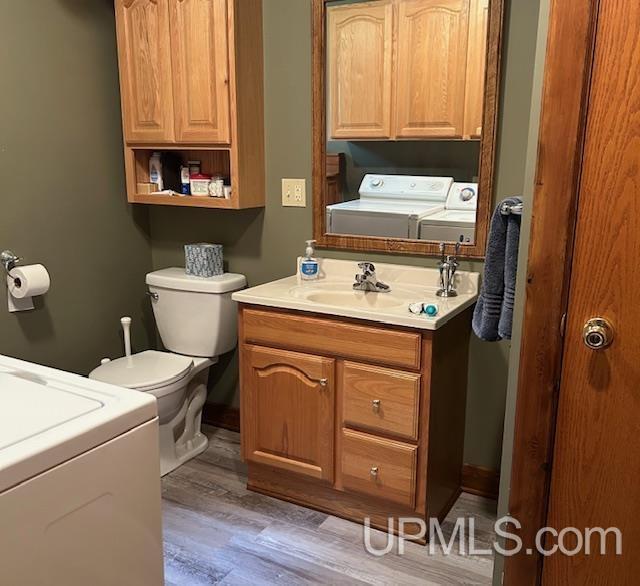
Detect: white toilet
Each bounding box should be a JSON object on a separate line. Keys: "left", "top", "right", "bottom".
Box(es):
{"left": 89, "top": 268, "right": 246, "bottom": 476}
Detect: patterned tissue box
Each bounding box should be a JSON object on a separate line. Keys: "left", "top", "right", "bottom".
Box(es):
{"left": 185, "top": 243, "right": 224, "bottom": 278}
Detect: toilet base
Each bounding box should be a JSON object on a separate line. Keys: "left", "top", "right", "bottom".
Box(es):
{"left": 158, "top": 368, "right": 210, "bottom": 477}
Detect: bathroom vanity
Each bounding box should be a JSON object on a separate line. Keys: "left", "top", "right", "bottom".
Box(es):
{"left": 233, "top": 259, "right": 478, "bottom": 539}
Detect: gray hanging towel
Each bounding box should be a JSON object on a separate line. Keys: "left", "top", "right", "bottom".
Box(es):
{"left": 473, "top": 197, "right": 522, "bottom": 341}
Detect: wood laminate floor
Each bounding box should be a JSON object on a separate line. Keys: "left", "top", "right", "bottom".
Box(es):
{"left": 161, "top": 426, "right": 497, "bottom": 586}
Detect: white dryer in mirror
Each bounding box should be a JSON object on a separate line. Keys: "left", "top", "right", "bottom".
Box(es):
{"left": 419, "top": 182, "right": 479, "bottom": 244}
{"left": 325, "top": 174, "right": 453, "bottom": 239}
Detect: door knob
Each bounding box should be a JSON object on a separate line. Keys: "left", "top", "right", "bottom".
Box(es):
{"left": 583, "top": 317, "right": 614, "bottom": 350}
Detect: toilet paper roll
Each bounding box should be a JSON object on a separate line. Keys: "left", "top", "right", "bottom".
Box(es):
{"left": 7, "top": 264, "right": 50, "bottom": 299}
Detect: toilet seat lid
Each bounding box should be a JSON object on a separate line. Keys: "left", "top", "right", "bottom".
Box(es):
{"left": 89, "top": 351, "right": 194, "bottom": 392}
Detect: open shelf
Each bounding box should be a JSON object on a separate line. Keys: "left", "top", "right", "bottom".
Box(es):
{"left": 130, "top": 192, "right": 237, "bottom": 209}
{"left": 124, "top": 147, "right": 242, "bottom": 209}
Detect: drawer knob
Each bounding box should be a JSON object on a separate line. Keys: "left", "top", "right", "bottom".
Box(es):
{"left": 370, "top": 466, "right": 379, "bottom": 478}
{"left": 372, "top": 399, "right": 381, "bottom": 412}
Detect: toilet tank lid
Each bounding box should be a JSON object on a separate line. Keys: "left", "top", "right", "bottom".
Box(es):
{"left": 146, "top": 268, "right": 247, "bottom": 294}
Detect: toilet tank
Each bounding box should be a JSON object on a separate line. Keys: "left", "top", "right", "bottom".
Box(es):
{"left": 146, "top": 268, "right": 247, "bottom": 358}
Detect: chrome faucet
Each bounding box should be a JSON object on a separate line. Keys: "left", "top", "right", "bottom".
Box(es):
{"left": 437, "top": 242, "right": 460, "bottom": 298}
{"left": 353, "top": 262, "right": 391, "bottom": 293}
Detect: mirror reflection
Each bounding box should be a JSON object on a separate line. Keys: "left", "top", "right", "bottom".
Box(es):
{"left": 323, "top": 0, "right": 489, "bottom": 244}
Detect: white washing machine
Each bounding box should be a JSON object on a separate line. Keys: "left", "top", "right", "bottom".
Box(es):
{"left": 419, "top": 182, "right": 479, "bottom": 244}
{"left": 0, "top": 354, "right": 164, "bottom": 586}
{"left": 326, "top": 174, "right": 453, "bottom": 239}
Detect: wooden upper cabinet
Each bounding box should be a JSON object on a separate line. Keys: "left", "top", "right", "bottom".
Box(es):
{"left": 242, "top": 346, "right": 335, "bottom": 482}
{"left": 463, "top": 0, "right": 489, "bottom": 138}
{"left": 115, "top": 0, "right": 175, "bottom": 143}
{"left": 327, "top": 0, "right": 394, "bottom": 139}
{"left": 395, "top": 0, "right": 470, "bottom": 138}
{"left": 169, "top": 0, "right": 231, "bottom": 143}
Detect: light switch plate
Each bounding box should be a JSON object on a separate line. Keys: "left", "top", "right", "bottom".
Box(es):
{"left": 282, "top": 178, "right": 306, "bottom": 207}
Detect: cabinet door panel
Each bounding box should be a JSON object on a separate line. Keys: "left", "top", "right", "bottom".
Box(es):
{"left": 169, "top": 0, "right": 231, "bottom": 143}
{"left": 243, "top": 346, "right": 335, "bottom": 481}
{"left": 463, "top": 0, "right": 489, "bottom": 138}
{"left": 328, "top": 0, "right": 394, "bottom": 139}
{"left": 115, "top": 0, "right": 175, "bottom": 143}
{"left": 395, "top": 0, "right": 470, "bottom": 138}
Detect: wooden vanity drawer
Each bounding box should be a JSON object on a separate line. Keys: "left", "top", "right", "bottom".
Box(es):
{"left": 342, "top": 362, "right": 420, "bottom": 441}
{"left": 242, "top": 308, "right": 422, "bottom": 370}
{"left": 340, "top": 429, "right": 417, "bottom": 508}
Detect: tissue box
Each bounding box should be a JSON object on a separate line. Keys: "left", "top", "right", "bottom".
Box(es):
{"left": 184, "top": 243, "right": 223, "bottom": 278}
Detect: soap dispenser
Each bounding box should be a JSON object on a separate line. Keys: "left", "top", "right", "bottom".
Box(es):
{"left": 300, "top": 240, "right": 320, "bottom": 281}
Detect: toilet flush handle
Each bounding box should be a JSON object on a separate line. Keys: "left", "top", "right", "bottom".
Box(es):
{"left": 146, "top": 291, "right": 159, "bottom": 301}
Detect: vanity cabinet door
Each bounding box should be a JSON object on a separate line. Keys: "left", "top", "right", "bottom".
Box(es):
{"left": 327, "top": 0, "right": 394, "bottom": 139}
{"left": 114, "top": 0, "right": 175, "bottom": 143}
{"left": 242, "top": 346, "right": 335, "bottom": 482}
{"left": 463, "top": 0, "right": 489, "bottom": 138}
{"left": 394, "top": 0, "right": 470, "bottom": 138}
{"left": 169, "top": 0, "right": 231, "bottom": 144}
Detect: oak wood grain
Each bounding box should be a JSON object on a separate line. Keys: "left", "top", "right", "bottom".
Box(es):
{"left": 342, "top": 361, "right": 421, "bottom": 441}
{"left": 503, "top": 0, "right": 600, "bottom": 583}
{"left": 242, "top": 345, "right": 335, "bottom": 482}
{"left": 114, "top": 0, "right": 264, "bottom": 209}
{"left": 327, "top": 0, "right": 394, "bottom": 139}
{"left": 115, "top": 0, "right": 175, "bottom": 143}
{"left": 395, "top": 0, "right": 470, "bottom": 138}
{"left": 340, "top": 428, "right": 418, "bottom": 508}
{"left": 542, "top": 0, "right": 640, "bottom": 583}
{"left": 464, "top": 0, "right": 490, "bottom": 138}
{"left": 169, "top": 0, "right": 231, "bottom": 144}
{"left": 241, "top": 307, "right": 422, "bottom": 370}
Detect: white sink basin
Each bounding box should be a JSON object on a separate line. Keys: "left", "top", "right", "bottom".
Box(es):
{"left": 232, "top": 258, "right": 479, "bottom": 331}
{"left": 302, "top": 289, "right": 405, "bottom": 310}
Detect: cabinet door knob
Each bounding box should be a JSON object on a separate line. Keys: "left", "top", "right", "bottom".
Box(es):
{"left": 370, "top": 466, "right": 379, "bottom": 478}
{"left": 311, "top": 377, "right": 328, "bottom": 387}
{"left": 372, "top": 399, "right": 381, "bottom": 412}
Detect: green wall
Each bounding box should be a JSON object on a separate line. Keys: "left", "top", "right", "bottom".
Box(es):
{"left": 0, "top": 0, "right": 153, "bottom": 374}
{"left": 150, "top": 0, "right": 541, "bottom": 470}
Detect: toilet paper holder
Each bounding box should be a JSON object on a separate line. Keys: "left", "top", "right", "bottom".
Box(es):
{"left": 1, "top": 250, "right": 21, "bottom": 281}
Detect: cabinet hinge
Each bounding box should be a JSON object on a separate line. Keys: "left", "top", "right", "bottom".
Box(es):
{"left": 560, "top": 312, "right": 567, "bottom": 338}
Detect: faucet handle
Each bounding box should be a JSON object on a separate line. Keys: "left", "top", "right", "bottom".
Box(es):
{"left": 439, "top": 242, "right": 446, "bottom": 264}
{"left": 358, "top": 262, "right": 376, "bottom": 275}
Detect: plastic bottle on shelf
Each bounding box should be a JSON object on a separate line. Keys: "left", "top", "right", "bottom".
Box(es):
{"left": 149, "top": 152, "right": 164, "bottom": 191}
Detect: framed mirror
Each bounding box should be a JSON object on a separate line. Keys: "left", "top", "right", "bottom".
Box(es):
{"left": 312, "top": 0, "right": 504, "bottom": 258}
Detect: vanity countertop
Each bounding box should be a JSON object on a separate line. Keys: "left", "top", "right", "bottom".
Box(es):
{"left": 232, "top": 258, "right": 479, "bottom": 331}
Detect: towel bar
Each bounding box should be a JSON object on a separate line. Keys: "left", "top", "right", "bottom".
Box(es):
{"left": 500, "top": 201, "right": 523, "bottom": 216}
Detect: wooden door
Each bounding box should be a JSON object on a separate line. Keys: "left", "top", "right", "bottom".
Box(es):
{"left": 114, "top": 0, "right": 175, "bottom": 143}
{"left": 327, "top": 0, "right": 394, "bottom": 139}
{"left": 542, "top": 1, "right": 640, "bottom": 583}
{"left": 463, "top": 0, "right": 488, "bottom": 138}
{"left": 242, "top": 346, "right": 335, "bottom": 481}
{"left": 395, "top": 0, "right": 470, "bottom": 138}
{"left": 169, "top": 0, "right": 231, "bottom": 144}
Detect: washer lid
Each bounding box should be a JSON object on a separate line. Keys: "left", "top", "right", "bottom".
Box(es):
{"left": 0, "top": 374, "right": 102, "bottom": 452}
{"left": 89, "top": 351, "right": 194, "bottom": 392}
{"left": 0, "top": 354, "right": 157, "bottom": 493}
{"left": 146, "top": 268, "right": 247, "bottom": 294}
